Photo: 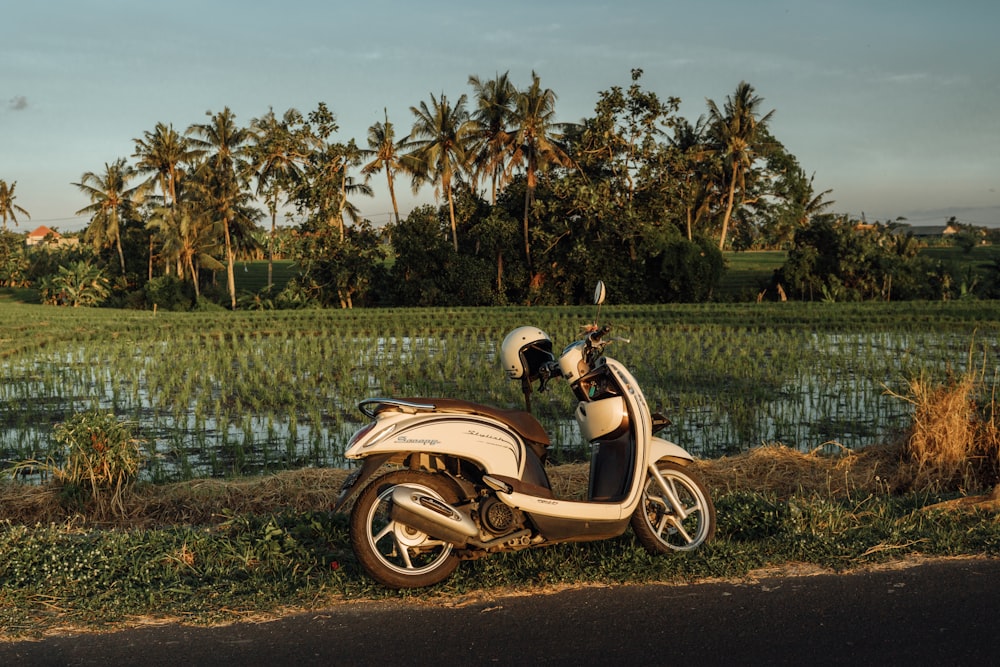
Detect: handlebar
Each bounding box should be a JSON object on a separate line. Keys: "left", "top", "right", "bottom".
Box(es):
{"left": 588, "top": 325, "right": 612, "bottom": 345}
{"left": 581, "top": 325, "right": 612, "bottom": 368}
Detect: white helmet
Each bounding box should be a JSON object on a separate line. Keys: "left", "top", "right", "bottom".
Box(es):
{"left": 500, "top": 327, "right": 554, "bottom": 380}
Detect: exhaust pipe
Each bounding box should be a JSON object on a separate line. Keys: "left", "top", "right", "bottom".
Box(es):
{"left": 390, "top": 485, "right": 479, "bottom": 545}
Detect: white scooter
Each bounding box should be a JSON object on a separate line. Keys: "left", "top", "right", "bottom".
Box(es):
{"left": 334, "top": 282, "right": 715, "bottom": 588}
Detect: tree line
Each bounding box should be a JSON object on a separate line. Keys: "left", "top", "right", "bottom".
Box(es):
{"left": 8, "top": 68, "right": 976, "bottom": 309}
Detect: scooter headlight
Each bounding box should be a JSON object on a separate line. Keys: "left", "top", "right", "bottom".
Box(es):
{"left": 558, "top": 341, "right": 587, "bottom": 383}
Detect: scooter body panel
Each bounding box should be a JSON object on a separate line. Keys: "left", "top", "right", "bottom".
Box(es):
{"left": 498, "top": 490, "right": 627, "bottom": 521}
{"left": 495, "top": 357, "right": 663, "bottom": 523}
{"left": 343, "top": 409, "right": 529, "bottom": 479}
{"left": 343, "top": 357, "right": 672, "bottom": 524}
{"left": 583, "top": 357, "right": 653, "bottom": 515}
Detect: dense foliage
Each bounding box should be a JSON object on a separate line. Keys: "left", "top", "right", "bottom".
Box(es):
{"left": 774, "top": 217, "right": 954, "bottom": 301}
{"left": 2, "top": 70, "right": 995, "bottom": 308}
{"left": 0, "top": 71, "right": 830, "bottom": 308}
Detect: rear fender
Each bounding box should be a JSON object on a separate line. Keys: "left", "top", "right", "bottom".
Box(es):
{"left": 333, "top": 453, "right": 393, "bottom": 512}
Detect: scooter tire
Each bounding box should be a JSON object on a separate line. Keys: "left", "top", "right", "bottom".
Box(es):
{"left": 349, "top": 470, "right": 462, "bottom": 588}
{"left": 631, "top": 460, "right": 716, "bottom": 554}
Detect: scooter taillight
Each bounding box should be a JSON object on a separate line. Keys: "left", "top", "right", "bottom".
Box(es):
{"left": 347, "top": 422, "right": 376, "bottom": 448}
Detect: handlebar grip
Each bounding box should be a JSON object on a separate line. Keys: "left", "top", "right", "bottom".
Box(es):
{"left": 589, "top": 325, "right": 611, "bottom": 342}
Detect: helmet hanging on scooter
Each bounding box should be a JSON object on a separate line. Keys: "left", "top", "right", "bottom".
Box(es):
{"left": 500, "top": 326, "right": 554, "bottom": 381}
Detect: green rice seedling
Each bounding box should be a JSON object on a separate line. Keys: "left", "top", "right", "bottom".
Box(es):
{"left": 5, "top": 300, "right": 1000, "bottom": 480}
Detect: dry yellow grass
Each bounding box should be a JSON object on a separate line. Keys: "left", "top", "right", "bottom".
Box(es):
{"left": 889, "top": 367, "right": 1000, "bottom": 494}
{"left": 0, "top": 448, "right": 900, "bottom": 529}
{"left": 695, "top": 442, "right": 902, "bottom": 499}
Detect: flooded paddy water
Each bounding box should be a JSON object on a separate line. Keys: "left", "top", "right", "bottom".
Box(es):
{"left": 2, "top": 303, "right": 999, "bottom": 482}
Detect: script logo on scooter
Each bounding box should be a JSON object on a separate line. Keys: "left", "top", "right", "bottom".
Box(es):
{"left": 466, "top": 429, "right": 506, "bottom": 443}
{"left": 465, "top": 428, "right": 520, "bottom": 463}
{"left": 394, "top": 435, "right": 441, "bottom": 446}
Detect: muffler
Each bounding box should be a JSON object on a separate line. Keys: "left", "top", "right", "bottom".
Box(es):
{"left": 390, "top": 485, "right": 479, "bottom": 545}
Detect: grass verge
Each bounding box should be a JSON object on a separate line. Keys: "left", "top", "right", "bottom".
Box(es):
{"left": 3, "top": 369, "right": 1000, "bottom": 640}
{"left": 3, "top": 446, "right": 1000, "bottom": 641}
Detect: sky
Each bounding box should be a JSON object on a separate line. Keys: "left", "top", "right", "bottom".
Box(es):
{"left": 3, "top": 0, "right": 998, "bottom": 233}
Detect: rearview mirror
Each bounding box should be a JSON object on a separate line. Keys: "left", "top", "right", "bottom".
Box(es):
{"left": 593, "top": 281, "right": 606, "bottom": 306}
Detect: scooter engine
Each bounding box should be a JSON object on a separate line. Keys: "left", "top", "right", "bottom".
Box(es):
{"left": 479, "top": 495, "right": 521, "bottom": 534}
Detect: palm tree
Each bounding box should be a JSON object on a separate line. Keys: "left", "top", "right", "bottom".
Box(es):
{"left": 468, "top": 72, "right": 517, "bottom": 204}
{"left": 797, "top": 171, "right": 835, "bottom": 226}
{"left": 308, "top": 140, "right": 373, "bottom": 241}
{"left": 133, "top": 122, "right": 197, "bottom": 279}
{"left": 147, "top": 202, "right": 224, "bottom": 299}
{"left": 250, "top": 108, "right": 309, "bottom": 289}
{"left": 361, "top": 109, "right": 414, "bottom": 226}
{"left": 133, "top": 122, "right": 194, "bottom": 208}
{"left": 0, "top": 179, "right": 30, "bottom": 232}
{"left": 339, "top": 172, "right": 374, "bottom": 233}
{"left": 73, "top": 159, "right": 144, "bottom": 273}
{"left": 669, "top": 116, "right": 717, "bottom": 240}
{"left": 505, "top": 71, "right": 575, "bottom": 274}
{"left": 186, "top": 108, "right": 253, "bottom": 309}
{"left": 334, "top": 140, "right": 372, "bottom": 240}
{"left": 706, "top": 81, "right": 775, "bottom": 250}
{"left": 408, "top": 92, "right": 474, "bottom": 252}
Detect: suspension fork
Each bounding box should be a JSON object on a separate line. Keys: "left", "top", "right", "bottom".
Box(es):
{"left": 647, "top": 462, "right": 689, "bottom": 521}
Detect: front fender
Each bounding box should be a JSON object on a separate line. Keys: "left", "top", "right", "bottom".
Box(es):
{"left": 649, "top": 436, "right": 694, "bottom": 465}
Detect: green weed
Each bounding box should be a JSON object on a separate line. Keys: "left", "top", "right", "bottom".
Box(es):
{"left": 11, "top": 411, "right": 144, "bottom": 519}
{"left": 3, "top": 489, "right": 1000, "bottom": 639}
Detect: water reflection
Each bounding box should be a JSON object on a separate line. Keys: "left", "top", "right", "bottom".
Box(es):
{"left": 1, "top": 329, "right": 994, "bottom": 482}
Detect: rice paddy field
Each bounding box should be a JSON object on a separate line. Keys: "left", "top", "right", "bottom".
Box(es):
{"left": 3, "top": 295, "right": 1000, "bottom": 483}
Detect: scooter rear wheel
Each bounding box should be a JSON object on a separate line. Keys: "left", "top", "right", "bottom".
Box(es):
{"left": 350, "top": 470, "right": 462, "bottom": 588}
{"left": 631, "top": 460, "right": 716, "bottom": 553}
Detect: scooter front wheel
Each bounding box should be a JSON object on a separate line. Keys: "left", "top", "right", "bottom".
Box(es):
{"left": 631, "top": 460, "right": 716, "bottom": 553}
{"left": 349, "top": 470, "right": 461, "bottom": 588}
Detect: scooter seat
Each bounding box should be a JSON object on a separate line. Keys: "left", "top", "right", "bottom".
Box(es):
{"left": 396, "top": 397, "right": 551, "bottom": 447}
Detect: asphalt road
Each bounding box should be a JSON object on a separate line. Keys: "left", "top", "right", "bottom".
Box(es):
{"left": 3, "top": 558, "right": 999, "bottom": 666}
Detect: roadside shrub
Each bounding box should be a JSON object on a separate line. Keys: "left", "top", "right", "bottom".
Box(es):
{"left": 0, "top": 231, "right": 30, "bottom": 287}
{"left": 49, "top": 410, "right": 145, "bottom": 518}
{"left": 38, "top": 260, "right": 110, "bottom": 307}
{"left": 713, "top": 490, "right": 789, "bottom": 541}
{"left": 889, "top": 366, "right": 1000, "bottom": 493}
{"left": 238, "top": 287, "right": 276, "bottom": 311}
{"left": 775, "top": 217, "right": 955, "bottom": 301}
{"left": 275, "top": 276, "right": 320, "bottom": 308}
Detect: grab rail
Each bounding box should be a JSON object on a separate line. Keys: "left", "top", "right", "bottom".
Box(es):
{"left": 358, "top": 397, "right": 437, "bottom": 419}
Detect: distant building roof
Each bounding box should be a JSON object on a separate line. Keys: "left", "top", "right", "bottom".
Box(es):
{"left": 27, "top": 225, "right": 60, "bottom": 239}
{"left": 25, "top": 225, "right": 77, "bottom": 247}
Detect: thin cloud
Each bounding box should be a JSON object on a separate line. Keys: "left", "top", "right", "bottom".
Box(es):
{"left": 8, "top": 96, "right": 28, "bottom": 111}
